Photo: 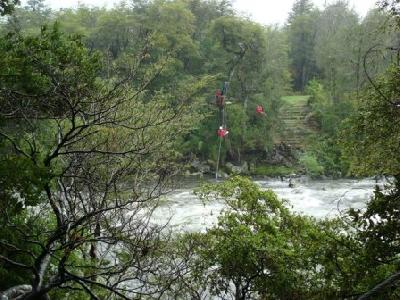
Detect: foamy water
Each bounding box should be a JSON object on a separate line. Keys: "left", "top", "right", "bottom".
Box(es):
{"left": 152, "top": 177, "right": 387, "bottom": 232}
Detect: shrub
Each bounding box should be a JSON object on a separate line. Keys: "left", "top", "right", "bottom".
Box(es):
{"left": 299, "top": 153, "right": 324, "bottom": 177}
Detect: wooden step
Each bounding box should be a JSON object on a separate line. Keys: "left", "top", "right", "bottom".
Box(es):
{"left": 277, "top": 96, "right": 317, "bottom": 149}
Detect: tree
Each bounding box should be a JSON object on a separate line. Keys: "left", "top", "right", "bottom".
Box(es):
{"left": 204, "top": 16, "right": 289, "bottom": 162}
{"left": 194, "top": 176, "right": 299, "bottom": 299}
{"left": 0, "top": 24, "right": 207, "bottom": 299}
{"left": 380, "top": 0, "right": 400, "bottom": 25}
{"left": 339, "top": 4, "right": 400, "bottom": 297}
{"left": 190, "top": 176, "right": 356, "bottom": 299}
{"left": 26, "top": 0, "right": 45, "bottom": 11}
{"left": 287, "top": 0, "right": 319, "bottom": 91}
{"left": 314, "top": 1, "right": 360, "bottom": 100}
{"left": 341, "top": 64, "right": 400, "bottom": 176}
{"left": 0, "top": 0, "right": 19, "bottom": 15}
{"left": 2, "top": 0, "right": 51, "bottom": 35}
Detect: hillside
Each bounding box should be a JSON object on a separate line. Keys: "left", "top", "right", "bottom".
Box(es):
{"left": 278, "top": 95, "right": 317, "bottom": 149}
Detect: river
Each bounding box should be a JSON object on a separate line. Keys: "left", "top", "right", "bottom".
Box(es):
{"left": 152, "top": 177, "right": 388, "bottom": 232}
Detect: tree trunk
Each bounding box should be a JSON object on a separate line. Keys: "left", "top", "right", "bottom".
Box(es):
{"left": 358, "top": 271, "right": 400, "bottom": 300}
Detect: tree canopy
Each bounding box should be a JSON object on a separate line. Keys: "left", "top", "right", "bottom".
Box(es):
{"left": 1, "top": 0, "right": 400, "bottom": 299}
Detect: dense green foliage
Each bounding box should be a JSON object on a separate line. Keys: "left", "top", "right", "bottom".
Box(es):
{"left": 1, "top": 0, "right": 397, "bottom": 176}
{"left": 285, "top": 0, "right": 397, "bottom": 177}
{"left": 341, "top": 65, "right": 400, "bottom": 176}
{"left": 0, "top": 0, "right": 18, "bottom": 16}
{"left": 192, "top": 177, "right": 330, "bottom": 299}
{"left": 170, "top": 177, "right": 400, "bottom": 299}
{"left": 287, "top": 0, "right": 319, "bottom": 91}
{"left": 2, "top": 0, "right": 286, "bottom": 168}
{"left": 1, "top": 0, "right": 400, "bottom": 299}
{"left": 0, "top": 18, "right": 206, "bottom": 298}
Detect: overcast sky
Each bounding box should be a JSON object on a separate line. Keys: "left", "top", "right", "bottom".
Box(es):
{"left": 36, "top": 0, "right": 379, "bottom": 25}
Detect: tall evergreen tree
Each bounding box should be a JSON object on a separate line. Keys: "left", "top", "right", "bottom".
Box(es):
{"left": 314, "top": 1, "right": 360, "bottom": 100}
{"left": 287, "top": 0, "right": 319, "bottom": 91}
{"left": 26, "top": 0, "right": 45, "bottom": 11}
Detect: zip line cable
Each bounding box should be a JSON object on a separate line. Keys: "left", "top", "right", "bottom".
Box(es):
{"left": 215, "top": 80, "right": 231, "bottom": 180}
{"left": 215, "top": 135, "right": 223, "bottom": 180}
{"left": 214, "top": 52, "right": 241, "bottom": 180}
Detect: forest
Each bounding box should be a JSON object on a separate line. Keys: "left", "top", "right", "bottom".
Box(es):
{"left": 0, "top": 0, "right": 400, "bottom": 299}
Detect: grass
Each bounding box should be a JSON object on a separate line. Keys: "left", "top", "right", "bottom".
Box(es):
{"left": 281, "top": 95, "right": 310, "bottom": 105}
{"left": 252, "top": 165, "right": 298, "bottom": 177}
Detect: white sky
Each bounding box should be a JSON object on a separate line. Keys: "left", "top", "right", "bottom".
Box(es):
{"left": 35, "top": 0, "right": 379, "bottom": 25}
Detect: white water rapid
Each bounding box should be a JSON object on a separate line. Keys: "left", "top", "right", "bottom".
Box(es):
{"left": 152, "top": 177, "right": 388, "bottom": 232}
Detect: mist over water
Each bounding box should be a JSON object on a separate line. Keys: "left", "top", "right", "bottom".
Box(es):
{"left": 152, "top": 177, "right": 388, "bottom": 232}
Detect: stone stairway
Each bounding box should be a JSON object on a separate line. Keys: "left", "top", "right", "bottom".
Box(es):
{"left": 278, "top": 96, "right": 316, "bottom": 149}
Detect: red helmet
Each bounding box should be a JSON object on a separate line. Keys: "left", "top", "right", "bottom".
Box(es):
{"left": 256, "top": 105, "right": 264, "bottom": 114}
{"left": 217, "top": 127, "right": 229, "bottom": 138}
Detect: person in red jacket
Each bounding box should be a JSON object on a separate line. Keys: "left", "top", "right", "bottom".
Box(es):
{"left": 256, "top": 105, "right": 265, "bottom": 115}
{"left": 217, "top": 126, "right": 229, "bottom": 138}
